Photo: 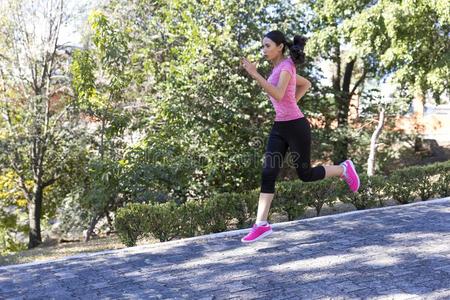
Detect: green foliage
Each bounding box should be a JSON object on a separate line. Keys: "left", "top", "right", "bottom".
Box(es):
{"left": 114, "top": 188, "right": 259, "bottom": 246}
{"left": 55, "top": 190, "right": 90, "bottom": 236}
{"left": 68, "top": 11, "right": 138, "bottom": 237}
{"left": 305, "top": 0, "right": 374, "bottom": 59}
{"left": 82, "top": 159, "right": 123, "bottom": 214}
{"left": 202, "top": 191, "right": 259, "bottom": 232}
{"left": 273, "top": 181, "right": 309, "bottom": 221}
{"left": 302, "top": 178, "right": 340, "bottom": 215}
{"left": 82, "top": 0, "right": 449, "bottom": 214}
{"left": 0, "top": 228, "right": 27, "bottom": 255}
{"left": 304, "top": 0, "right": 448, "bottom": 166}
{"left": 415, "top": 164, "right": 444, "bottom": 201}
{"left": 115, "top": 161, "right": 450, "bottom": 247}
{"left": 71, "top": 10, "right": 133, "bottom": 128}
{"left": 2, "top": 0, "right": 449, "bottom": 252}
{"left": 387, "top": 162, "right": 449, "bottom": 204}
{"left": 71, "top": 50, "right": 97, "bottom": 107}
{"left": 0, "top": 170, "right": 28, "bottom": 253}
{"left": 339, "top": 174, "right": 385, "bottom": 210}
{"left": 424, "top": 161, "right": 450, "bottom": 198}
{"left": 101, "top": 0, "right": 311, "bottom": 199}
{"left": 343, "top": 0, "right": 449, "bottom": 97}
{"left": 388, "top": 169, "right": 419, "bottom": 204}
{"left": 306, "top": 0, "right": 449, "bottom": 98}
{"left": 114, "top": 203, "right": 152, "bottom": 247}
{"left": 437, "top": 161, "right": 450, "bottom": 197}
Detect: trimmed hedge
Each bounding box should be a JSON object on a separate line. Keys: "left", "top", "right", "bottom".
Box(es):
{"left": 387, "top": 161, "right": 450, "bottom": 204}
{"left": 339, "top": 174, "right": 387, "bottom": 210}
{"left": 115, "top": 160, "right": 450, "bottom": 246}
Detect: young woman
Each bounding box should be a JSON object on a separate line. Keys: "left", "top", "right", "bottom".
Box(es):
{"left": 240, "top": 30, "right": 360, "bottom": 243}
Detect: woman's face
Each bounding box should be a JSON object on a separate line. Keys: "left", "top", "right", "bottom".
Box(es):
{"left": 262, "top": 37, "right": 284, "bottom": 61}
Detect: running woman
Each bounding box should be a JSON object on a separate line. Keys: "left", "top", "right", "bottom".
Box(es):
{"left": 240, "top": 30, "right": 360, "bottom": 243}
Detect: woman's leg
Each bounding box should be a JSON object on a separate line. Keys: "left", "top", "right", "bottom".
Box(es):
{"left": 256, "top": 193, "right": 275, "bottom": 223}
{"left": 286, "top": 118, "right": 327, "bottom": 182}
{"left": 287, "top": 118, "right": 358, "bottom": 190}
{"left": 241, "top": 127, "right": 288, "bottom": 243}
{"left": 324, "top": 165, "right": 345, "bottom": 178}
{"left": 257, "top": 126, "right": 288, "bottom": 222}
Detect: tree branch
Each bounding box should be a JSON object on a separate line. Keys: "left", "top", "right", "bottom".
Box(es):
{"left": 10, "top": 156, "right": 32, "bottom": 202}
{"left": 43, "top": 175, "right": 61, "bottom": 188}
{"left": 342, "top": 58, "right": 357, "bottom": 95}
{"left": 350, "top": 68, "right": 368, "bottom": 98}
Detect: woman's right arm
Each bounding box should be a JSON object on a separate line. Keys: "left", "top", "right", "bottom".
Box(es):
{"left": 295, "top": 75, "right": 312, "bottom": 102}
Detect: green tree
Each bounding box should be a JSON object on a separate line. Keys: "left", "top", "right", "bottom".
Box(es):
{"left": 70, "top": 11, "right": 135, "bottom": 241}
{"left": 0, "top": 0, "right": 86, "bottom": 248}
{"left": 101, "top": 0, "right": 311, "bottom": 201}
{"left": 303, "top": 0, "right": 374, "bottom": 164}
{"left": 343, "top": 0, "right": 449, "bottom": 105}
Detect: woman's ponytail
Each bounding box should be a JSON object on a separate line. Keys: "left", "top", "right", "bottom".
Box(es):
{"left": 289, "top": 35, "right": 307, "bottom": 65}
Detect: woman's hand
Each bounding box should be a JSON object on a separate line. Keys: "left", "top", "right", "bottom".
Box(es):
{"left": 240, "top": 57, "right": 290, "bottom": 101}
{"left": 241, "top": 57, "right": 258, "bottom": 77}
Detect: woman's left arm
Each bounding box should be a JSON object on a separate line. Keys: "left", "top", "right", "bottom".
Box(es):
{"left": 295, "top": 75, "right": 312, "bottom": 102}
{"left": 241, "top": 58, "right": 290, "bottom": 102}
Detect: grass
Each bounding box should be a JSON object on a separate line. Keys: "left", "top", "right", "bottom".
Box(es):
{"left": 0, "top": 234, "right": 159, "bottom": 267}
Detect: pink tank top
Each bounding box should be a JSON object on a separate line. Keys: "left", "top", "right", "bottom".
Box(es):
{"left": 267, "top": 57, "right": 304, "bottom": 121}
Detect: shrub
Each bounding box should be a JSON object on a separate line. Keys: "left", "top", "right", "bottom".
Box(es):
{"left": 273, "top": 181, "right": 309, "bottom": 221}
{"left": 115, "top": 160, "right": 450, "bottom": 246}
{"left": 303, "top": 178, "right": 338, "bottom": 216}
{"left": 340, "top": 174, "right": 385, "bottom": 210}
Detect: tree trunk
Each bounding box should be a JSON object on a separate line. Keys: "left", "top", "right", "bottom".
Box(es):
{"left": 105, "top": 210, "right": 114, "bottom": 235}
{"left": 412, "top": 89, "right": 425, "bottom": 150}
{"left": 412, "top": 90, "right": 425, "bottom": 119}
{"left": 100, "top": 118, "right": 105, "bottom": 160}
{"left": 367, "top": 107, "right": 385, "bottom": 176}
{"left": 84, "top": 213, "right": 102, "bottom": 242}
{"left": 28, "top": 186, "right": 43, "bottom": 248}
{"left": 333, "top": 58, "right": 356, "bottom": 164}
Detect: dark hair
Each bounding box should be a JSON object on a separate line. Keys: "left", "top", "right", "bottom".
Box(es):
{"left": 264, "top": 30, "right": 307, "bottom": 65}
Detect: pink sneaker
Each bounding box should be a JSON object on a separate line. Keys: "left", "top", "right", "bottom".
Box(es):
{"left": 241, "top": 223, "right": 273, "bottom": 243}
{"left": 340, "top": 159, "right": 360, "bottom": 192}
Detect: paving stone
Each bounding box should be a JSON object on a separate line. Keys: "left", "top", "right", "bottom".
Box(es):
{"left": 0, "top": 198, "right": 449, "bottom": 299}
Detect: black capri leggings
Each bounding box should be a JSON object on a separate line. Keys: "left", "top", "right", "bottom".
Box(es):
{"left": 260, "top": 117, "right": 326, "bottom": 193}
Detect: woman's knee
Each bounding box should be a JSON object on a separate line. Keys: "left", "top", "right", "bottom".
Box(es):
{"left": 296, "top": 169, "right": 314, "bottom": 182}
{"left": 261, "top": 168, "right": 277, "bottom": 193}
{"left": 296, "top": 165, "right": 325, "bottom": 182}
{"left": 262, "top": 167, "right": 278, "bottom": 181}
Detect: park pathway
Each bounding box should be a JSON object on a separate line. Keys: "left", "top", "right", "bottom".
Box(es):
{"left": 1, "top": 198, "right": 450, "bottom": 299}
